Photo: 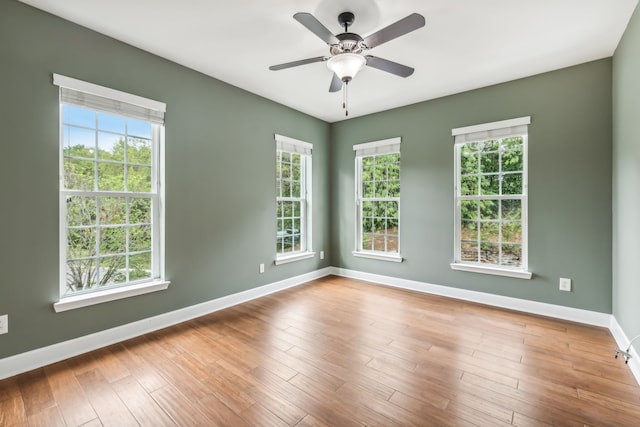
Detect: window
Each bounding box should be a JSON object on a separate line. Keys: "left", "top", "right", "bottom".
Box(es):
{"left": 353, "top": 138, "right": 402, "bottom": 262}
{"left": 451, "top": 117, "right": 531, "bottom": 279}
{"left": 275, "top": 134, "right": 313, "bottom": 264}
{"left": 54, "top": 74, "right": 168, "bottom": 310}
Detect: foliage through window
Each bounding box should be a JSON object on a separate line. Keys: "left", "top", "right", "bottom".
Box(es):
{"left": 453, "top": 118, "right": 529, "bottom": 272}
{"left": 354, "top": 138, "right": 401, "bottom": 259}
{"left": 56, "top": 75, "right": 165, "bottom": 296}
{"left": 276, "top": 135, "right": 312, "bottom": 260}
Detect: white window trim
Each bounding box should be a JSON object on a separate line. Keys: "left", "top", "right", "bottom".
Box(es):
{"left": 275, "top": 134, "right": 313, "bottom": 263}
{"left": 352, "top": 251, "right": 403, "bottom": 263}
{"left": 54, "top": 74, "right": 169, "bottom": 311}
{"left": 274, "top": 252, "right": 316, "bottom": 266}
{"left": 451, "top": 116, "right": 531, "bottom": 279}
{"left": 353, "top": 137, "right": 403, "bottom": 262}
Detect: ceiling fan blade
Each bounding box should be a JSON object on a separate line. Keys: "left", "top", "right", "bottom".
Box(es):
{"left": 365, "top": 56, "right": 414, "bottom": 77}
{"left": 294, "top": 12, "right": 339, "bottom": 45}
{"left": 363, "top": 13, "right": 425, "bottom": 49}
{"left": 329, "top": 73, "right": 342, "bottom": 92}
{"left": 269, "top": 56, "right": 326, "bottom": 71}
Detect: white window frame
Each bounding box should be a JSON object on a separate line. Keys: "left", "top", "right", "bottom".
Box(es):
{"left": 274, "top": 134, "right": 314, "bottom": 265}
{"left": 451, "top": 116, "right": 532, "bottom": 279}
{"left": 53, "top": 74, "right": 169, "bottom": 312}
{"left": 353, "top": 137, "right": 403, "bottom": 263}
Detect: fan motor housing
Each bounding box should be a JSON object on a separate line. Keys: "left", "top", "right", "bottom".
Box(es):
{"left": 331, "top": 32, "right": 365, "bottom": 55}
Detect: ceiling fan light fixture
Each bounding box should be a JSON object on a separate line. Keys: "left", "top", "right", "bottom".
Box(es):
{"left": 327, "top": 53, "right": 366, "bottom": 82}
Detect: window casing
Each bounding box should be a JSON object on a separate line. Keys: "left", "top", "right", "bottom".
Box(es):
{"left": 275, "top": 134, "right": 313, "bottom": 264}
{"left": 452, "top": 117, "right": 531, "bottom": 278}
{"left": 353, "top": 138, "right": 402, "bottom": 262}
{"left": 55, "top": 74, "right": 166, "bottom": 299}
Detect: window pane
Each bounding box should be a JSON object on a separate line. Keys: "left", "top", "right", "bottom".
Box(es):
{"left": 128, "top": 119, "right": 152, "bottom": 139}
{"left": 64, "top": 105, "right": 95, "bottom": 128}
{"left": 388, "top": 180, "right": 400, "bottom": 198}
{"left": 362, "top": 233, "right": 373, "bottom": 250}
{"left": 386, "top": 235, "right": 399, "bottom": 254}
{"left": 98, "top": 112, "right": 126, "bottom": 134}
{"left": 363, "top": 181, "right": 375, "bottom": 198}
{"left": 502, "top": 173, "right": 522, "bottom": 195}
{"left": 66, "top": 259, "right": 97, "bottom": 292}
{"left": 480, "top": 222, "right": 499, "bottom": 242}
{"left": 375, "top": 181, "right": 387, "bottom": 198}
{"left": 461, "top": 241, "right": 478, "bottom": 262}
{"left": 129, "top": 252, "right": 152, "bottom": 281}
{"left": 98, "top": 255, "right": 127, "bottom": 285}
{"left": 127, "top": 165, "right": 152, "bottom": 192}
{"left": 502, "top": 244, "right": 522, "bottom": 267}
{"left": 460, "top": 152, "right": 479, "bottom": 175}
{"left": 99, "top": 197, "right": 126, "bottom": 225}
{"left": 64, "top": 158, "right": 95, "bottom": 190}
{"left": 388, "top": 163, "right": 400, "bottom": 180}
{"left": 501, "top": 199, "right": 521, "bottom": 220}
{"left": 501, "top": 147, "right": 523, "bottom": 172}
{"left": 64, "top": 126, "right": 95, "bottom": 156}
{"left": 130, "top": 198, "right": 151, "bottom": 224}
{"left": 460, "top": 176, "right": 478, "bottom": 196}
{"left": 130, "top": 225, "right": 152, "bottom": 252}
{"left": 461, "top": 221, "right": 477, "bottom": 241}
{"left": 292, "top": 180, "right": 301, "bottom": 198}
{"left": 97, "top": 162, "right": 125, "bottom": 191}
{"left": 67, "top": 196, "right": 97, "bottom": 226}
{"left": 375, "top": 162, "right": 387, "bottom": 181}
{"left": 388, "top": 201, "right": 399, "bottom": 220}
{"left": 362, "top": 201, "right": 373, "bottom": 217}
{"left": 461, "top": 201, "right": 478, "bottom": 221}
{"left": 99, "top": 226, "right": 126, "bottom": 255}
{"left": 481, "top": 243, "right": 500, "bottom": 265}
{"left": 98, "top": 132, "right": 125, "bottom": 161}
{"left": 67, "top": 227, "right": 96, "bottom": 259}
{"left": 292, "top": 163, "right": 300, "bottom": 181}
{"left": 479, "top": 200, "right": 499, "bottom": 220}
{"left": 127, "top": 137, "right": 152, "bottom": 165}
{"left": 480, "top": 151, "right": 499, "bottom": 173}
{"left": 481, "top": 175, "right": 500, "bottom": 195}
{"left": 502, "top": 222, "right": 522, "bottom": 243}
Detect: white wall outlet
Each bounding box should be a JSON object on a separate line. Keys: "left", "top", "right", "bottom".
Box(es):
{"left": 559, "top": 278, "right": 572, "bottom": 292}
{"left": 259, "top": 263, "right": 265, "bottom": 274}
{"left": 320, "top": 250, "right": 325, "bottom": 260}
{"left": 0, "top": 314, "right": 8, "bottom": 335}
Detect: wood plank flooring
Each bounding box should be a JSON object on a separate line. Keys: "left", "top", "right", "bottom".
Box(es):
{"left": 1, "top": 275, "right": 639, "bottom": 426}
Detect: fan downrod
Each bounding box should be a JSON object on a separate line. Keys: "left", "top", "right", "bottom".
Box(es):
{"left": 338, "top": 12, "right": 355, "bottom": 32}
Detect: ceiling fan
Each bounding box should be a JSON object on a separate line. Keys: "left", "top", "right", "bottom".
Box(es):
{"left": 269, "top": 11, "right": 426, "bottom": 116}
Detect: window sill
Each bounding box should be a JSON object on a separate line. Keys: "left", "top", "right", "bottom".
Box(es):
{"left": 275, "top": 252, "right": 315, "bottom": 265}
{"left": 352, "top": 251, "right": 403, "bottom": 263}
{"left": 450, "top": 263, "right": 532, "bottom": 279}
{"left": 53, "top": 280, "right": 170, "bottom": 313}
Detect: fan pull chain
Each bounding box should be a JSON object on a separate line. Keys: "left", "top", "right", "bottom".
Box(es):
{"left": 344, "top": 81, "right": 349, "bottom": 117}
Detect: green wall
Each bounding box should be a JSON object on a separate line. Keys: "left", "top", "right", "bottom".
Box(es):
{"left": 0, "top": 1, "right": 331, "bottom": 359}
{"left": 331, "top": 60, "right": 613, "bottom": 313}
{"left": 613, "top": 4, "right": 640, "bottom": 343}
{"left": 0, "top": 0, "right": 622, "bottom": 362}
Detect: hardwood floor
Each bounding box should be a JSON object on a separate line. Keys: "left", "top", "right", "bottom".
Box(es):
{"left": 1, "top": 275, "right": 639, "bottom": 426}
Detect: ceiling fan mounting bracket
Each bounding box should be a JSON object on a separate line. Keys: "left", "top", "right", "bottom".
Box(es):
{"left": 337, "top": 12, "right": 355, "bottom": 31}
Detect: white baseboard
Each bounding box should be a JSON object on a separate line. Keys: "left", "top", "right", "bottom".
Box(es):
{"left": 2, "top": 266, "right": 638, "bottom": 388}
{"left": 0, "top": 267, "right": 332, "bottom": 380}
{"left": 609, "top": 316, "right": 640, "bottom": 385}
{"left": 331, "top": 267, "right": 612, "bottom": 327}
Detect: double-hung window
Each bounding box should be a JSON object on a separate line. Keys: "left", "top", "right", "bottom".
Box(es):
{"left": 353, "top": 138, "right": 402, "bottom": 262}
{"left": 451, "top": 117, "right": 531, "bottom": 279}
{"left": 275, "top": 134, "right": 313, "bottom": 264}
{"left": 54, "top": 74, "right": 168, "bottom": 311}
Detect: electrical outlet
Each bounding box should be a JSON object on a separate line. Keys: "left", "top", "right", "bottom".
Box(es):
{"left": 559, "top": 278, "right": 572, "bottom": 292}
{"left": 320, "top": 251, "right": 325, "bottom": 260}
{"left": 0, "top": 314, "right": 8, "bottom": 335}
{"left": 259, "top": 263, "right": 264, "bottom": 274}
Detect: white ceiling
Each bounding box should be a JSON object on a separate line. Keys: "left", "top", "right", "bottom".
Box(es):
{"left": 20, "top": 0, "right": 638, "bottom": 123}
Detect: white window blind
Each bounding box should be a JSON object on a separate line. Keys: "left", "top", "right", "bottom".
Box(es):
{"left": 354, "top": 137, "right": 401, "bottom": 157}
{"left": 275, "top": 134, "right": 312, "bottom": 156}
{"left": 53, "top": 74, "right": 165, "bottom": 124}
{"left": 452, "top": 117, "right": 530, "bottom": 144}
